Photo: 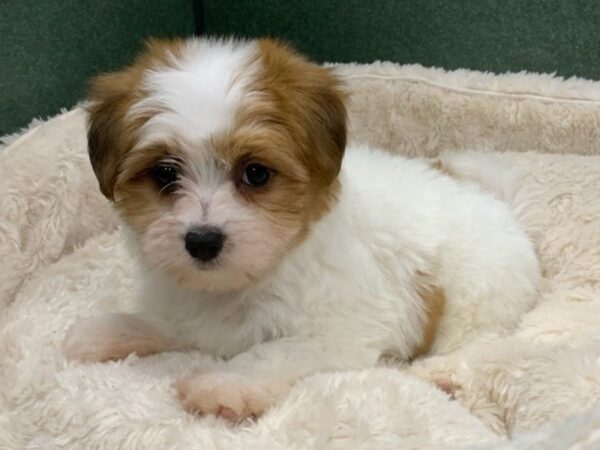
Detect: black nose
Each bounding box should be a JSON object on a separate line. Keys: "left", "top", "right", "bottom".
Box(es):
{"left": 184, "top": 227, "right": 225, "bottom": 262}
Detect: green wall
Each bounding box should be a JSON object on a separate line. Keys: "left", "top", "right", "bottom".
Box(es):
{"left": 0, "top": 0, "right": 195, "bottom": 136}
{"left": 3, "top": 1, "right": 600, "bottom": 137}
{"left": 205, "top": 1, "right": 600, "bottom": 78}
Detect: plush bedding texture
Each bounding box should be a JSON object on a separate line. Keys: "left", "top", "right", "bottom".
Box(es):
{"left": 2, "top": 62, "right": 600, "bottom": 449}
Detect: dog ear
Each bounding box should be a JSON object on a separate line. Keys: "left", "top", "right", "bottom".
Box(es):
{"left": 257, "top": 39, "right": 348, "bottom": 186}
{"left": 86, "top": 38, "right": 184, "bottom": 200}
{"left": 302, "top": 70, "right": 347, "bottom": 186}
{"left": 86, "top": 70, "right": 138, "bottom": 200}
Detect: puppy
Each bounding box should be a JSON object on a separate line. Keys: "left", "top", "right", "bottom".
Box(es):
{"left": 64, "top": 37, "right": 541, "bottom": 421}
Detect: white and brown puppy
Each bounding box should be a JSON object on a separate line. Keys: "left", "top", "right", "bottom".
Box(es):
{"left": 64, "top": 37, "right": 540, "bottom": 421}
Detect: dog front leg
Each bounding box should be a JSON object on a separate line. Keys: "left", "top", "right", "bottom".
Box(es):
{"left": 63, "top": 312, "right": 176, "bottom": 362}
{"left": 175, "top": 336, "right": 379, "bottom": 422}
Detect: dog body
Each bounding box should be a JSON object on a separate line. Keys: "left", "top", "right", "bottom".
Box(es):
{"left": 64, "top": 37, "right": 540, "bottom": 420}
{"left": 135, "top": 146, "right": 538, "bottom": 360}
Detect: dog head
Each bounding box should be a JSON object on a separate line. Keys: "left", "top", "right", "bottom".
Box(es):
{"left": 86, "top": 37, "right": 347, "bottom": 292}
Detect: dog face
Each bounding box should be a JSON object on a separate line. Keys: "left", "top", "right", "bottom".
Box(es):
{"left": 86, "top": 38, "right": 347, "bottom": 292}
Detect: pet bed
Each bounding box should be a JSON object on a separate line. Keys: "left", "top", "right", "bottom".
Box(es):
{"left": 2, "top": 62, "right": 600, "bottom": 449}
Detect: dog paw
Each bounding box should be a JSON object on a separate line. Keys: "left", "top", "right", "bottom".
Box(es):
{"left": 63, "top": 313, "right": 167, "bottom": 362}
{"left": 430, "top": 370, "right": 462, "bottom": 399}
{"left": 175, "top": 372, "right": 288, "bottom": 422}
{"left": 406, "top": 361, "right": 462, "bottom": 400}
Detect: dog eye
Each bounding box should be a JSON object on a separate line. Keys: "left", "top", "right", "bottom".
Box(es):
{"left": 241, "top": 163, "right": 271, "bottom": 187}
{"left": 151, "top": 164, "right": 179, "bottom": 191}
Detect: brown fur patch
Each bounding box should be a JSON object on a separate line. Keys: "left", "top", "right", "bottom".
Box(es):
{"left": 114, "top": 143, "right": 184, "bottom": 233}
{"left": 86, "top": 38, "right": 186, "bottom": 199}
{"left": 254, "top": 39, "right": 347, "bottom": 186}
{"left": 412, "top": 272, "right": 446, "bottom": 357}
{"left": 211, "top": 39, "right": 347, "bottom": 239}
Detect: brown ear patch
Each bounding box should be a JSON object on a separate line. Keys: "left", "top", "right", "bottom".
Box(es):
{"left": 86, "top": 71, "right": 140, "bottom": 200}
{"left": 254, "top": 39, "right": 348, "bottom": 187}
{"left": 86, "top": 38, "right": 185, "bottom": 200}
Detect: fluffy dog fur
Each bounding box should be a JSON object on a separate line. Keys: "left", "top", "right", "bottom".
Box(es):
{"left": 63, "top": 37, "right": 541, "bottom": 421}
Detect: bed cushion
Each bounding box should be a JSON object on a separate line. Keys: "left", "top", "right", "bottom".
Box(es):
{"left": 2, "top": 63, "right": 600, "bottom": 449}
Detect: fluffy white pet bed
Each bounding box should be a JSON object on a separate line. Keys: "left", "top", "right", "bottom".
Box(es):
{"left": 2, "top": 62, "right": 600, "bottom": 449}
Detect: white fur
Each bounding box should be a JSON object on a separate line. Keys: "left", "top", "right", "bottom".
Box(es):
{"left": 129, "top": 39, "right": 258, "bottom": 150}
{"left": 128, "top": 145, "right": 540, "bottom": 354}
{"left": 138, "top": 170, "right": 292, "bottom": 292}
{"left": 5, "top": 59, "right": 600, "bottom": 446}
{"left": 66, "top": 144, "right": 540, "bottom": 419}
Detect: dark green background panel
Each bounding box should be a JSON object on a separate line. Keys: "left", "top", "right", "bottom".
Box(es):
{"left": 204, "top": 1, "right": 600, "bottom": 79}
{"left": 0, "top": 0, "right": 195, "bottom": 136}
{"left": 3, "top": 1, "right": 600, "bottom": 137}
